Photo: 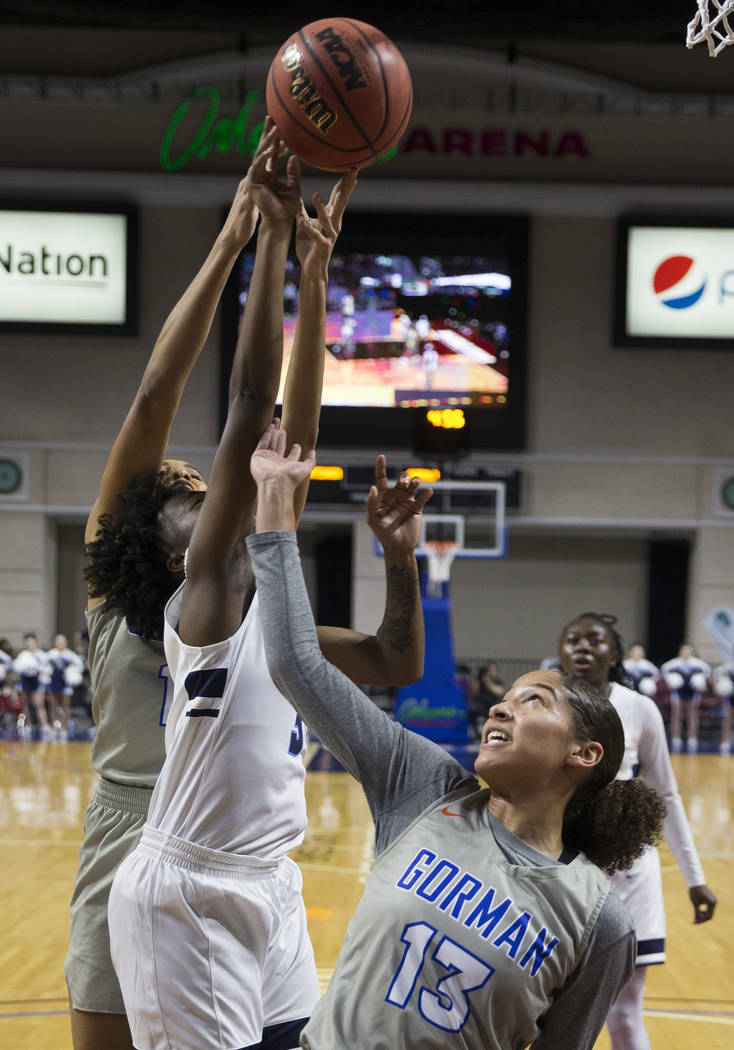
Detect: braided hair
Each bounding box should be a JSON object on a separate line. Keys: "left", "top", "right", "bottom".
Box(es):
{"left": 85, "top": 473, "right": 185, "bottom": 641}
{"left": 559, "top": 671, "right": 665, "bottom": 873}
{"left": 560, "top": 611, "right": 632, "bottom": 687}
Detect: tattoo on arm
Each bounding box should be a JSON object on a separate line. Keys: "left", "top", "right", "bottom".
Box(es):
{"left": 377, "top": 562, "right": 419, "bottom": 654}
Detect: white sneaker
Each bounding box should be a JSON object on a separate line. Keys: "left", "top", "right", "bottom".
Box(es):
{"left": 720, "top": 741, "right": 731, "bottom": 755}
{"left": 671, "top": 737, "right": 683, "bottom": 753}
{"left": 687, "top": 737, "right": 698, "bottom": 753}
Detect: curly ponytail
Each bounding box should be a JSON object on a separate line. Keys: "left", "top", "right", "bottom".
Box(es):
{"left": 563, "top": 779, "right": 666, "bottom": 874}
{"left": 559, "top": 672, "right": 666, "bottom": 874}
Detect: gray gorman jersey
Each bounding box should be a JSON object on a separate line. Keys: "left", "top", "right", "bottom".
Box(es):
{"left": 86, "top": 601, "right": 167, "bottom": 786}
{"left": 302, "top": 785, "right": 611, "bottom": 1050}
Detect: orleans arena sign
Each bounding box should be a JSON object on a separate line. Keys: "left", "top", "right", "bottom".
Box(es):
{"left": 2, "top": 42, "right": 733, "bottom": 183}
{"left": 157, "top": 84, "right": 590, "bottom": 173}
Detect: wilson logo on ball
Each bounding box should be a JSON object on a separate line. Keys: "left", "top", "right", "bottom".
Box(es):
{"left": 315, "top": 26, "right": 369, "bottom": 91}
{"left": 282, "top": 42, "right": 338, "bottom": 134}
{"left": 652, "top": 255, "right": 707, "bottom": 310}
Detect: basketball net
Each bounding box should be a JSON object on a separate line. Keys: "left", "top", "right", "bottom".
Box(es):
{"left": 687, "top": 0, "right": 734, "bottom": 56}
{"left": 424, "top": 541, "right": 458, "bottom": 599}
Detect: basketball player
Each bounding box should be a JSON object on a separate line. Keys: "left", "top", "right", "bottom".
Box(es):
{"left": 67, "top": 121, "right": 415, "bottom": 1050}
{"left": 559, "top": 613, "right": 717, "bottom": 1050}
{"left": 239, "top": 422, "right": 667, "bottom": 1050}
{"left": 106, "top": 130, "right": 429, "bottom": 1048}
{"left": 661, "top": 642, "right": 712, "bottom": 752}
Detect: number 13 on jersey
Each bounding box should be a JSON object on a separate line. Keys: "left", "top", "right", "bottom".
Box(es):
{"left": 386, "top": 921, "right": 494, "bottom": 1032}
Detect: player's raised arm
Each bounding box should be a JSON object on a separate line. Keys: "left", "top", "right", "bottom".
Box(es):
{"left": 85, "top": 153, "right": 259, "bottom": 552}
{"left": 281, "top": 170, "right": 358, "bottom": 524}
{"left": 177, "top": 123, "right": 301, "bottom": 647}
{"left": 316, "top": 456, "right": 432, "bottom": 686}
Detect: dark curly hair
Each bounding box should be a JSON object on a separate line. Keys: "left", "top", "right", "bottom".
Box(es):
{"left": 559, "top": 671, "right": 665, "bottom": 874}
{"left": 85, "top": 473, "right": 185, "bottom": 640}
{"left": 560, "top": 611, "right": 632, "bottom": 687}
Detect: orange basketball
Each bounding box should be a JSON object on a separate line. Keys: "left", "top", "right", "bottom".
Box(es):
{"left": 265, "top": 17, "right": 413, "bottom": 172}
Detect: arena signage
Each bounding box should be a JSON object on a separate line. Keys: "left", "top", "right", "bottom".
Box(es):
{"left": 158, "top": 85, "right": 591, "bottom": 172}
{"left": 0, "top": 206, "right": 136, "bottom": 334}
{"left": 615, "top": 219, "right": 734, "bottom": 347}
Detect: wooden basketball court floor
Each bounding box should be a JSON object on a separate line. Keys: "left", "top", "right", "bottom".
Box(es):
{"left": 0, "top": 739, "right": 731, "bottom": 1050}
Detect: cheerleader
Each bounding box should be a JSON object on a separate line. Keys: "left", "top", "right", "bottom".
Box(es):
{"left": 12, "top": 633, "right": 51, "bottom": 733}
{"left": 46, "top": 633, "right": 85, "bottom": 736}
{"left": 661, "top": 643, "right": 711, "bottom": 753}
{"left": 623, "top": 643, "right": 659, "bottom": 699}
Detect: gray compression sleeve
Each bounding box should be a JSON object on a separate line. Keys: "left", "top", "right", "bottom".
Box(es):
{"left": 246, "top": 531, "right": 473, "bottom": 850}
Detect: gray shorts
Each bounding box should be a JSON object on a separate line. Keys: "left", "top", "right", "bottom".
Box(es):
{"left": 65, "top": 777, "right": 153, "bottom": 1013}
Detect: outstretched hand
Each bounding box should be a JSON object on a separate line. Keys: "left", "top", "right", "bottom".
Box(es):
{"left": 366, "top": 456, "right": 432, "bottom": 553}
{"left": 689, "top": 884, "right": 717, "bottom": 924}
{"left": 250, "top": 420, "right": 316, "bottom": 490}
{"left": 246, "top": 116, "right": 302, "bottom": 227}
{"left": 296, "top": 169, "right": 359, "bottom": 279}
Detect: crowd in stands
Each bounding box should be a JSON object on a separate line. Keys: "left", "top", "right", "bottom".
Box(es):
{"left": 0, "top": 631, "right": 92, "bottom": 739}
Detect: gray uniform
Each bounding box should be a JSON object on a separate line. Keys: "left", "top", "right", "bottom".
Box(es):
{"left": 247, "top": 532, "right": 636, "bottom": 1050}
{"left": 65, "top": 600, "right": 167, "bottom": 1013}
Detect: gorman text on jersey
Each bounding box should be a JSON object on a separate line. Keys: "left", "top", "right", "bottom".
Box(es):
{"left": 397, "top": 849, "right": 559, "bottom": 977}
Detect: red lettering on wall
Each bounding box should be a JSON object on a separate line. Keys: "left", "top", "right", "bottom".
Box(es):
{"left": 514, "top": 131, "right": 549, "bottom": 156}
{"left": 399, "top": 127, "right": 590, "bottom": 159}
{"left": 403, "top": 129, "right": 438, "bottom": 153}
{"left": 481, "top": 131, "right": 507, "bottom": 156}
{"left": 443, "top": 129, "right": 473, "bottom": 154}
{"left": 554, "top": 133, "right": 589, "bottom": 157}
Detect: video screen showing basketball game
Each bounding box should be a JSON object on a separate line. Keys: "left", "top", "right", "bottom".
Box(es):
{"left": 235, "top": 250, "right": 512, "bottom": 411}
{"left": 223, "top": 212, "right": 528, "bottom": 450}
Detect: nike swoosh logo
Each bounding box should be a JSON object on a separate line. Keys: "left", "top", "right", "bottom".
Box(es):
{"left": 442, "top": 806, "right": 467, "bottom": 818}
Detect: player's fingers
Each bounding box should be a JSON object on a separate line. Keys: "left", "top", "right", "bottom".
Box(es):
{"left": 285, "top": 155, "right": 301, "bottom": 191}
{"left": 286, "top": 442, "right": 303, "bottom": 460}
{"left": 413, "top": 486, "right": 434, "bottom": 511}
{"left": 331, "top": 169, "right": 358, "bottom": 224}
{"left": 373, "top": 454, "right": 388, "bottom": 491}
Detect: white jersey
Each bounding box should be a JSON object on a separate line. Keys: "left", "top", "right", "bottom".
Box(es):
{"left": 149, "top": 583, "right": 307, "bottom": 857}
{"left": 609, "top": 682, "right": 704, "bottom": 887}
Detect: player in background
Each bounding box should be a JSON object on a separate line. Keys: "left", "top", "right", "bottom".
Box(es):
{"left": 240, "top": 423, "right": 667, "bottom": 1050}
{"left": 623, "top": 642, "right": 659, "bottom": 699}
{"left": 661, "top": 643, "right": 712, "bottom": 752}
{"left": 559, "top": 612, "right": 717, "bottom": 1050}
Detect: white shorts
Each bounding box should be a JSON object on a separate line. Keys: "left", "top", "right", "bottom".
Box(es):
{"left": 109, "top": 826, "right": 319, "bottom": 1050}
{"left": 611, "top": 845, "right": 666, "bottom": 966}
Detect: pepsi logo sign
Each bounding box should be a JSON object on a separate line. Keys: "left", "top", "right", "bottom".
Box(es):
{"left": 624, "top": 224, "right": 734, "bottom": 340}
{"left": 652, "top": 255, "right": 707, "bottom": 310}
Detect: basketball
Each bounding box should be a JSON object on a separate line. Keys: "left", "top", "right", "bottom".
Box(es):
{"left": 265, "top": 17, "right": 413, "bottom": 172}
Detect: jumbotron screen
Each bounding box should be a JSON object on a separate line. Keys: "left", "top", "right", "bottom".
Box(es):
{"left": 236, "top": 251, "right": 511, "bottom": 410}
{"left": 224, "top": 213, "right": 529, "bottom": 450}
